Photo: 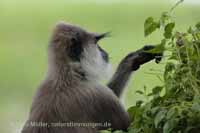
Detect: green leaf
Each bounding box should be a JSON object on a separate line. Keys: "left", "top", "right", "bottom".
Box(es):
{"left": 145, "top": 40, "right": 165, "bottom": 54}
{"left": 154, "top": 110, "right": 167, "bottom": 128}
{"left": 191, "top": 103, "right": 200, "bottom": 112}
{"left": 135, "top": 90, "right": 144, "bottom": 95}
{"left": 113, "top": 130, "right": 124, "bottom": 133}
{"left": 164, "top": 22, "right": 175, "bottom": 39}
{"left": 195, "top": 22, "right": 200, "bottom": 30}
{"left": 163, "top": 119, "right": 177, "bottom": 133}
{"left": 160, "top": 12, "right": 171, "bottom": 27}
{"left": 144, "top": 17, "right": 160, "bottom": 37}
{"left": 188, "top": 26, "right": 194, "bottom": 34}
{"left": 166, "top": 107, "right": 178, "bottom": 119}
{"left": 165, "top": 62, "right": 175, "bottom": 72}
{"left": 100, "top": 130, "right": 112, "bottom": 133}
{"left": 147, "top": 93, "right": 153, "bottom": 96}
{"left": 151, "top": 107, "right": 160, "bottom": 116}
{"left": 152, "top": 86, "right": 163, "bottom": 95}
{"left": 128, "top": 128, "right": 142, "bottom": 133}
{"left": 136, "top": 100, "right": 144, "bottom": 107}
{"left": 168, "top": 51, "right": 178, "bottom": 60}
{"left": 127, "top": 106, "right": 139, "bottom": 122}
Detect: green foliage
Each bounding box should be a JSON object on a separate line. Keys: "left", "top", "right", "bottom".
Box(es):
{"left": 144, "top": 17, "right": 160, "bottom": 37}
{"left": 164, "top": 22, "right": 175, "bottom": 39}
{"left": 102, "top": 0, "right": 200, "bottom": 133}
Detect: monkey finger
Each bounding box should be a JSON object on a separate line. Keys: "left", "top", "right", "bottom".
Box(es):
{"left": 142, "top": 45, "right": 163, "bottom": 64}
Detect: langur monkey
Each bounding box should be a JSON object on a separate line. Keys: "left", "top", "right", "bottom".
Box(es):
{"left": 22, "top": 22, "right": 162, "bottom": 133}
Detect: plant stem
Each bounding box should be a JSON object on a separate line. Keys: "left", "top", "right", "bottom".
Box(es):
{"left": 170, "top": 0, "right": 184, "bottom": 13}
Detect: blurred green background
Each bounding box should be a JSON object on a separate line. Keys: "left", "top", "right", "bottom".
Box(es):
{"left": 0, "top": 0, "right": 199, "bottom": 132}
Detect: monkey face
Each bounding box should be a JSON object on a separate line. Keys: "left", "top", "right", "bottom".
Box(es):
{"left": 49, "top": 22, "right": 112, "bottom": 81}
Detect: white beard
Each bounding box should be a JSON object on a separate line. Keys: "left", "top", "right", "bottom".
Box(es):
{"left": 80, "top": 44, "right": 112, "bottom": 82}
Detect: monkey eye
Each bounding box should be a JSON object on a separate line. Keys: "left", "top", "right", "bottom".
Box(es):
{"left": 95, "top": 32, "right": 111, "bottom": 43}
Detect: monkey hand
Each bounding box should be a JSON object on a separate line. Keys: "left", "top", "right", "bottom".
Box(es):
{"left": 121, "top": 45, "right": 163, "bottom": 71}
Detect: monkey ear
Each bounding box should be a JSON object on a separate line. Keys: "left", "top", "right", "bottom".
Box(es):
{"left": 95, "top": 32, "right": 111, "bottom": 43}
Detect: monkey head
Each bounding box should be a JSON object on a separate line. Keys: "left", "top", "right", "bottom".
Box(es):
{"left": 48, "top": 22, "right": 112, "bottom": 82}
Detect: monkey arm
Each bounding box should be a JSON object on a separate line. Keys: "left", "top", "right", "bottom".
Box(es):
{"left": 107, "top": 63, "right": 132, "bottom": 97}
{"left": 107, "top": 45, "right": 162, "bottom": 97}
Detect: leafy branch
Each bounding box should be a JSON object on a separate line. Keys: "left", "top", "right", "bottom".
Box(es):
{"left": 102, "top": 0, "right": 200, "bottom": 133}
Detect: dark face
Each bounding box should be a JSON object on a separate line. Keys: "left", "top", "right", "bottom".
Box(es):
{"left": 69, "top": 31, "right": 110, "bottom": 63}
{"left": 94, "top": 32, "right": 110, "bottom": 63}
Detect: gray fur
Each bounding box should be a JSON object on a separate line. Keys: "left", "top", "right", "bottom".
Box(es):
{"left": 22, "top": 22, "right": 160, "bottom": 133}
